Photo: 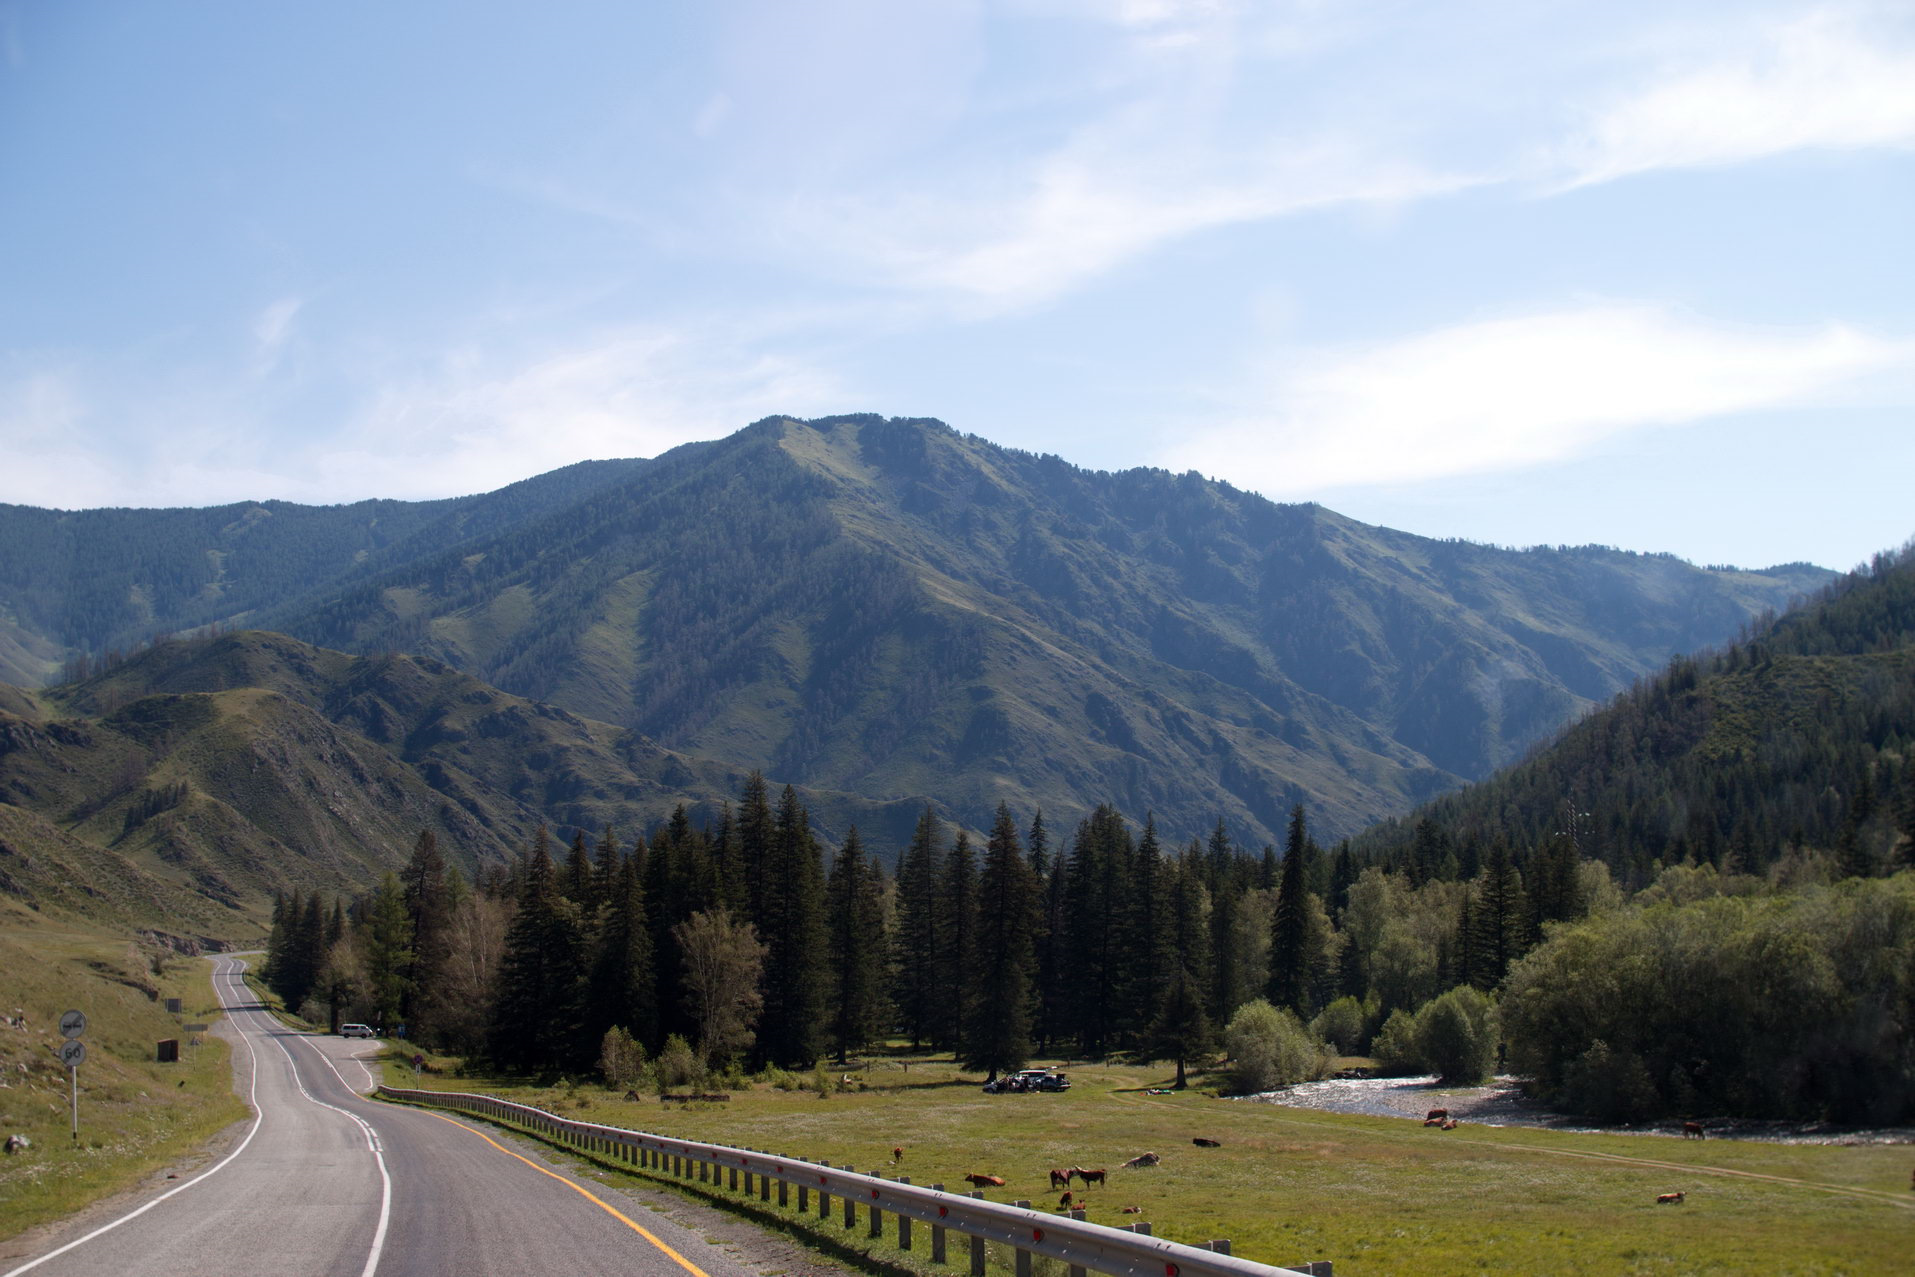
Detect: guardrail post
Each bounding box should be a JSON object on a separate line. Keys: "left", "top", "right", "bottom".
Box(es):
{"left": 1068, "top": 1211, "right": 1087, "bottom": 1277}
{"left": 842, "top": 1166, "right": 857, "bottom": 1229}
{"left": 818, "top": 1161, "right": 831, "bottom": 1219}
{"left": 1208, "top": 1240, "right": 1231, "bottom": 1256}
{"left": 799, "top": 1160, "right": 811, "bottom": 1213}
{"left": 897, "top": 1178, "right": 912, "bottom": 1250}
{"left": 1012, "top": 1203, "right": 1032, "bottom": 1277}
{"left": 869, "top": 1173, "right": 884, "bottom": 1238}
{"left": 931, "top": 1184, "right": 947, "bottom": 1264}
{"left": 731, "top": 1163, "right": 741, "bottom": 1192}
{"left": 761, "top": 1166, "right": 772, "bottom": 1203}
{"left": 969, "top": 1192, "right": 986, "bottom": 1277}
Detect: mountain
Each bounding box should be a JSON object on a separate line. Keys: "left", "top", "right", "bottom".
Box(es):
{"left": 1354, "top": 544, "right": 1915, "bottom": 883}
{"left": 0, "top": 630, "right": 929, "bottom": 931}
{"left": 0, "top": 416, "right": 1828, "bottom": 846}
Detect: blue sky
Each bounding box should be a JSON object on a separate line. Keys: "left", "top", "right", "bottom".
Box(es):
{"left": 1, "top": 0, "right": 1910, "bottom": 571}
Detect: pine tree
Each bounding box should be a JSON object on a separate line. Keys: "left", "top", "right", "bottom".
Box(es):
{"left": 1205, "top": 822, "right": 1242, "bottom": 1027}
{"left": 826, "top": 826, "right": 887, "bottom": 1062}
{"left": 964, "top": 805, "right": 1036, "bottom": 1079}
{"left": 1144, "top": 968, "right": 1214, "bottom": 1089}
{"left": 562, "top": 831, "right": 595, "bottom": 909}
{"left": 1032, "top": 831, "right": 1071, "bottom": 1052}
{"left": 361, "top": 872, "right": 414, "bottom": 1034}
{"left": 1065, "top": 806, "right": 1131, "bottom": 1053}
{"left": 1122, "top": 815, "right": 1174, "bottom": 1046}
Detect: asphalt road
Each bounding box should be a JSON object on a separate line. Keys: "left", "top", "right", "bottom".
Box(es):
{"left": 5, "top": 958, "right": 768, "bottom": 1277}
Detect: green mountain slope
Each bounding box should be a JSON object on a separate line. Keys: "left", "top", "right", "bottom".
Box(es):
{"left": 1356, "top": 545, "right": 1915, "bottom": 882}
{"left": 0, "top": 631, "right": 933, "bottom": 932}
{"left": 265, "top": 415, "right": 1823, "bottom": 843}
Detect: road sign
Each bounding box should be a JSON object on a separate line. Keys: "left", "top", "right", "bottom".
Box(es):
{"left": 58, "top": 1039, "right": 85, "bottom": 1067}
{"left": 59, "top": 1009, "right": 86, "bottom": 1039}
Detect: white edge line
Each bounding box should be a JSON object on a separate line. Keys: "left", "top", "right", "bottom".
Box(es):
{"left": 2, "top": 959, "right": 264, "bottom": 1277}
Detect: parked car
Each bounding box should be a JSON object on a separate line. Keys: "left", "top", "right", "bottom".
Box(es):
{"left": 340, "top": 1023, "right": 375, "bottom": 1039}
{"left": 1036, "top": 1072, "right": 1070, "bottom": 1091}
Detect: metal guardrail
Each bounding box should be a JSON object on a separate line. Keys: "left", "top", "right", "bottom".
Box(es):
{"left": 377, "top": 1087, "right": 1329, "bottom": 1277}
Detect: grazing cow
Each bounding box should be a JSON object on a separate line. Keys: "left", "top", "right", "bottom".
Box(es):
{"left": 1682, "top": 1122, "right": 1705, "bottom": 1140}
{"left": 891, "top": 1146, "right": 905, "bottom": 1163}
{"left": 963, "top": 1174, "right": 1006, "bottom": 1189}
{"left": 1072, "top": 1167, "right": 1107, "bottom": 1187}
{"left": 1191, "top": 1138, "right": 1222, "bottom": 1147}
{"left": 1656, "top": 1192, "right": 1685, "bottom": 1205}
{"left": 1058, "top": 1191, "right": 1074, "bottom": 1209}
{"left": 3, "top": 1134, "right": 28, "bottom": 1155}
{"left": 1122, "top": 1152, "right": 1161, "bottom": 1168}
{"left": 1425, "top": 1109, "right": 1449, "bottom": 1123}
{"left": 1050, "top": 1168, "right": 1073, "bottom": 1190}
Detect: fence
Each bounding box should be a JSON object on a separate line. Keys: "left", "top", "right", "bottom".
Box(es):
{"left": 376, "top": 1087, "right": 1331, "bottom": 1277}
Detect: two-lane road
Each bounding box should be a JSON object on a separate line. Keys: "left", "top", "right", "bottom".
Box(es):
{"left": 6, "top": 958, "right": 763, "bottom": 1277}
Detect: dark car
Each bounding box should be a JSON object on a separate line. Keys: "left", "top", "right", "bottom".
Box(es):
{"left": 1036, "top": 1072, "right": 1070, "bottom": 1091}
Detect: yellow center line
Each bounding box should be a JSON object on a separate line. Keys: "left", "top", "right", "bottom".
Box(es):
{"left": 413, "top": 1109, "right": 715, "bottom": 1277}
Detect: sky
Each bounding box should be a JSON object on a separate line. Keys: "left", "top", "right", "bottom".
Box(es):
{"left": 1, "top": 0, "right": 1911, "bottom": 572}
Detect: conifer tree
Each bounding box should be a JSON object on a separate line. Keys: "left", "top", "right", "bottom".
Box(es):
{"left": 1122, "top": 815, "right": 1174, "bottom": 1045}
{"left": 754, "top": 785, "right": 826, "bottom": 1067}
{"left": 964, "top": 805, "right": 1036, "bottom": 1079}
{"left": 562, "top": 831, "right": 595, "bottom": 909}
{"left": 1032, "top": 834, "right": 1071, "bottom": 1052}
{"left": 361, "top": 872, "right": 414, "bottom": 1034}
{"left": 1065, "top": 806, "right": 1131, "bottom": 1053}
{"left": 1145, "top": 968, "right": 1214, "bottom": 1090}
{"left": 892, "top": 806, "right": 944, "bottom": 1049}
{"left": 935, "top": 830, "right": 978, "bottom": 1053}
{"left": 1205, "top": 822, "right": 1243, "bottom": 1027}
{"left": 587, "top": 852, "right": 657, "bottom": 1052}
{"left": 399, "top": 830, "right": 451, "bottom": 1044}
{"left": 490, "top": 828, "right": 588, "bottom": 1072}
{"left": 1268, "top": 804, "right": 1316, "bottom": 1014}
{"left": 826, "top": 826, "right": 887, "bottom": 1062}
{"left": 735, "top": 773, "right": 774, "bottom": 922}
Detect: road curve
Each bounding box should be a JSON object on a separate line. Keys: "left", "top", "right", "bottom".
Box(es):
{"left": 5, "top": 958, "right": 769, "bottom": 1277}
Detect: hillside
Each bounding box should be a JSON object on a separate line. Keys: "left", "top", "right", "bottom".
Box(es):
{"left": 0, "top": 631, "right": 928, "bottom": 933}
{"left": 1356, "top": 544, "right": 1915, "bottom": 883}
{"left": 0, "top": 416, "right": 1826, "bottom": 845}
{"left": 270, "top": 416, "right": 1822, "bottom": 842}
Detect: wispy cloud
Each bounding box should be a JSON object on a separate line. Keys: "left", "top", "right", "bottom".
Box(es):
{"left": 1554, "top": 5, "right": 1915, "bottom": 188}
{"left": 1161, "top": 303, "right": 1915, "bottom": 495}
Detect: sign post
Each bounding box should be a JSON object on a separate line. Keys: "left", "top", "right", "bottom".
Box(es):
{"left": 58, "top": 1011, "right": 86, "bottom": 1143}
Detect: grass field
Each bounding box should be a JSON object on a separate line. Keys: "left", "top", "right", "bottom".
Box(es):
{"left": 0, "top": 904, "right": 248, "bottom": 1245}
{"left": 395, "top": 1053, "right": 1915, "bottom": 1277}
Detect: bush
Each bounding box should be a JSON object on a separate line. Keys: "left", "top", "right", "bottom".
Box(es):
{"left": 599, "top": 1026, "right": 649, "bottom": 1090}
{"left": 759, "top": 1065, "right": 801, "bottom": 1091}
{"left": 1370, "top": 1007, "right": 1424, "bottom": 1076}
{"left": 1416, "top": 985, "right": 1498, "bottom": 1084}
{"left": 653, "top": 1034, "right": 704, "bottom": 1092}
{"left": 1222, "top": 999, "right": 1333, "bottom": 1094}
{"left": 1561, "top": 1040, "right": 1659, "bottom": 1123}
{"left": 1310, "top": 996, "right": 1367, "bottom": 1055}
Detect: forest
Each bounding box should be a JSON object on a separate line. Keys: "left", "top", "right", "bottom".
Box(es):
{"left": 257, "top": 548, "right": 1915, "bottom": 1125}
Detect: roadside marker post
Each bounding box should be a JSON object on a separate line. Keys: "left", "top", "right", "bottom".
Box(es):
{"left": 58, "top": 1010, "right": 86, "bottom": 1142}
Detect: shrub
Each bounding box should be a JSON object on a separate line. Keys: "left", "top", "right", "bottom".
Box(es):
{"left": 1370, "top": 1007, "right": 1424, "bottom": 1076}
{"left": 1416, "top": 985, "right": 1498, "bottom": 1083}
{"left": 1222, "top": 998, "right": 1333, "bottom": 1093}
{"left": 1310, "top": 995, "right": 1367, "bottom": 1055}
{"left": 599, "top": 1026, "right": 648, "bottom": 1090}
{"left": 654, "top": 1034, "right": 703, "bottom": 1092}
{"left": 1561, "top": 1040, "right": 1659, "bottom": 1123}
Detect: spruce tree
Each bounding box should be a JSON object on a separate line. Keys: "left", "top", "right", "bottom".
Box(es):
{"left": 826, "top": 826, "right": 887, "bottom": 1062}
{"left": 399, "top": 829, "right": 451, "bottom": 1044}
{"left": 1065, "top": 806, "right": 1130, "bottom": 1053}
{"left": 1268, "top": 804, "right": 1315, "bottom": 1014}
{"left": 490, "top": 828, "right": 588, "bottom": 1073}
{"left": 964, "top": 805, "right": 1036, "bottom": 1079}
{"left": 892, "top": 806, "right": 944, "bottom": 1049}
{"left": 935, "top": 830, "right": 978, "bottom": 1053}
{"left": 754, "top": 785, "right": 826, "bottom": 1068}
{"left": 361, "top": 873, "right": 414, "bottom": 1034}
{"left": 587, "top": 851, "right": 657, "bottom": 1051}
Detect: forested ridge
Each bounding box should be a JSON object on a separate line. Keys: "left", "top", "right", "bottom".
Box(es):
{"left": 0, "top": 415, "right": 1825, "bottom": 846}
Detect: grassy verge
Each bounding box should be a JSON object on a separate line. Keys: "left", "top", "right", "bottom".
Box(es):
{"left": 393, "top": 1052, "right": 1914, "bottom": 1277}
{"left": 0, "top": 905, "right": 249, "bottom": 1244}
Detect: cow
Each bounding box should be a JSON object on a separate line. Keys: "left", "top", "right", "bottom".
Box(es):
{"left": 963, "top": 1174, "right": 1006, "bottom": 1189}
{"left": 891, "top": 1146, "right": 905, "bottom": 1163}
{"left": 1441, "top": 1118, "right": 1459, "bottom": 1130}
{"left": 3, "top": 1134, "right": 28, "bottom": 1155}
{"left": 1058, "top": 1191, "right": 1074, "bottom": 1209}
{"left": 1122, "top": 1206, "right": 1143, "bottom": 1215}
{"left": 1656, "top": 1192, "right": 1686, "bottom": 1205}
{"left": 1682, "top": 1122, "right": 1705, "bottom": 1140}
{"left": 1191, "top": 1138, "right": 1221, "bottom": 1147}
{"left": 1425, "top": 1109, "right": 1449, "bottom": 1123}
{"left": 1122, "top": 1152, "right": 1161, "bottom": 1168}
{"left": 1072, "top": 1167, "right": 1107, "bottom": 1187}
{"left": 1050, "top": 1168, "right": 1073, "bottom": 1190}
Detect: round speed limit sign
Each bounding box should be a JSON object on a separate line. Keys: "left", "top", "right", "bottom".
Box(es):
{"left": 58, "top": 1039, "right": 86, "bottom": 1068}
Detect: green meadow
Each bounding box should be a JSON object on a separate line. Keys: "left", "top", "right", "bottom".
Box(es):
{"left": 392, "top": 1053, "right": 1915, "bottom": 1277}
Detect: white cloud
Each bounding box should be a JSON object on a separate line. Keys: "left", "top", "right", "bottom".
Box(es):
{"left": 1161, "top": 304, "right": 1915, "bottom": 496}
{"left": 1555, "top": 5, "right": 1915, "bottom": 188}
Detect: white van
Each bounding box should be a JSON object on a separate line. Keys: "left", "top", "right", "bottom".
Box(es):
{"left": 340, "top": 1023, "right": 375, "bottom": 1039}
